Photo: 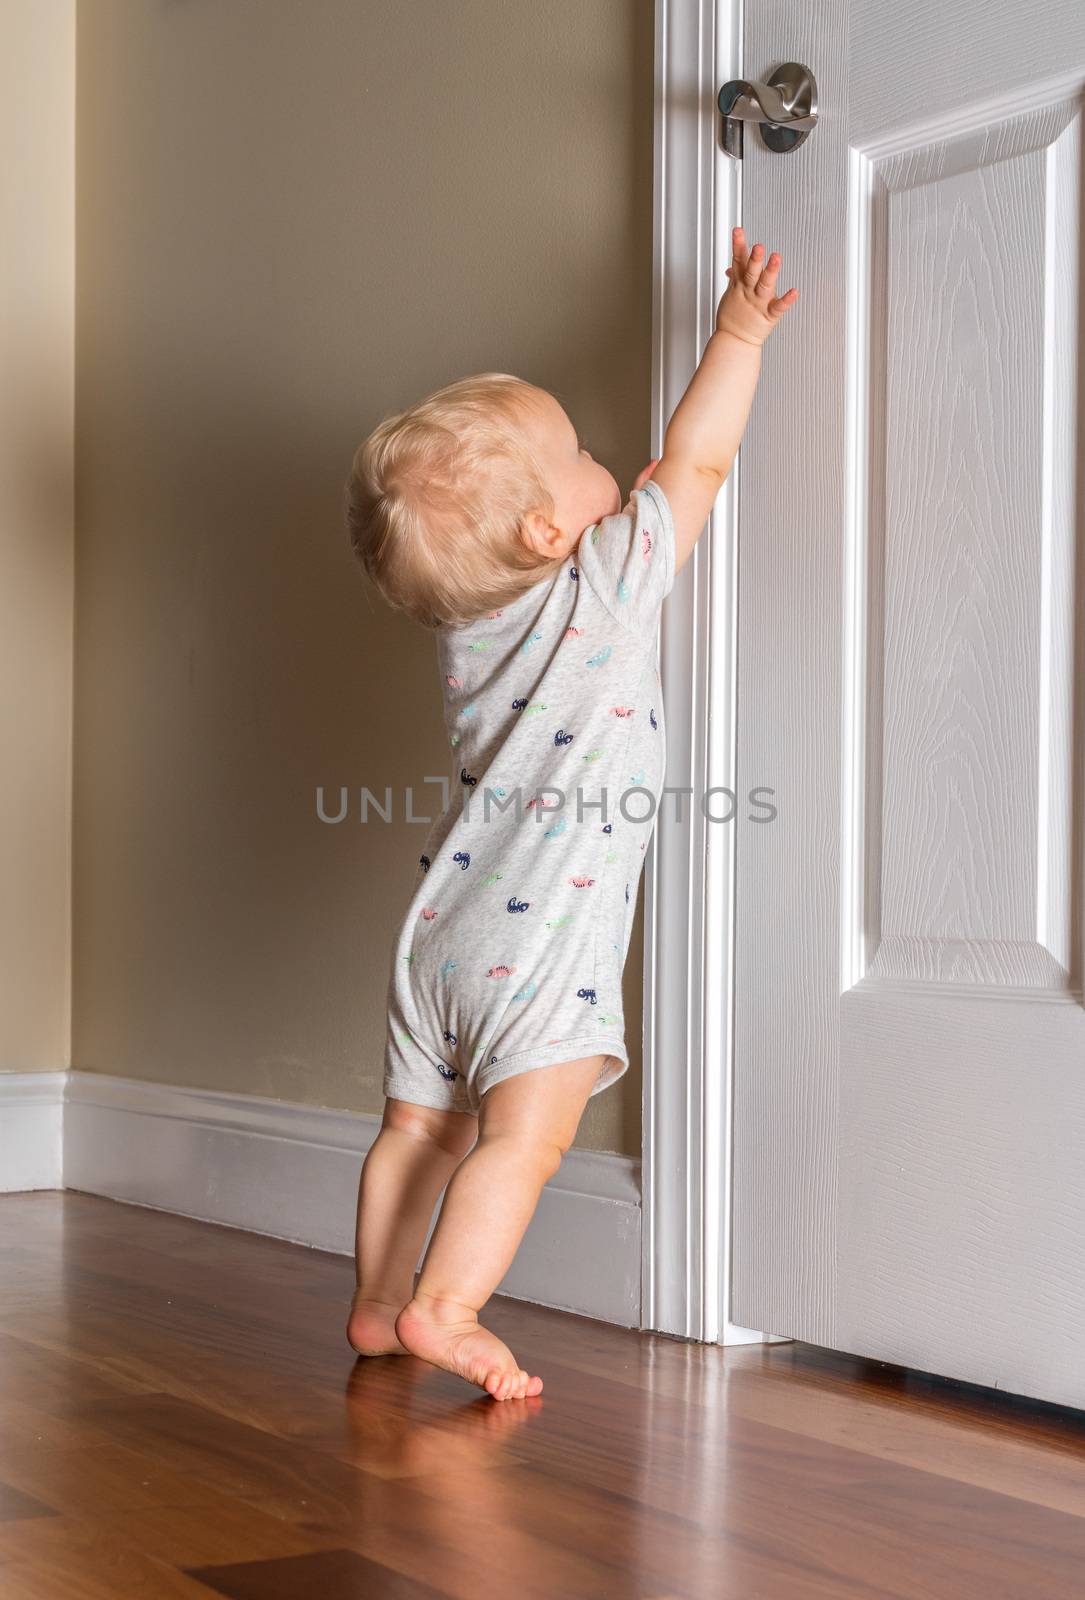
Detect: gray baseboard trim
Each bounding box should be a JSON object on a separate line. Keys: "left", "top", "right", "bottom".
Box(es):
{"left": 62, "top": 1072, "right": 642, "bottom": 1326}
{"left": 0, "top": 1072, "right": 66, "bottom": 1193}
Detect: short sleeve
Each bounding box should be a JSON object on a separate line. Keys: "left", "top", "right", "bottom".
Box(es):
{"left": 576, "top": 478, "right": 676, "bottom": 631}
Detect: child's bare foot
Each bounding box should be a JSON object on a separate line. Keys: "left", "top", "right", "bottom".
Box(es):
{"left": 346, "top": 1288, "right": 410, "bottom": 1356}
{"left": 395, "top": 1293, "right": 544, "bottom": 1400}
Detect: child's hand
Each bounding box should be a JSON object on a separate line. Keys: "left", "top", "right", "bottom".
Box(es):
{"left": 716, "top": 226, "right": 798, "bottom": 347}
{"left": 632, "top": 459, "right": 660, "bottom": 492}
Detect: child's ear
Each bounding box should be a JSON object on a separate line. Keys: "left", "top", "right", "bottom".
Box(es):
{"left": 519, "top": 509, "right": 565, "bottom": 560}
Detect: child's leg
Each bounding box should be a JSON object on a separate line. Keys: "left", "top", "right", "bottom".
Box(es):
{"left": 394, "top": 1054, "right": 607, "bottom": 1399}
{"left": 347, "top": 1096, "right": 478, "bottom": 1356}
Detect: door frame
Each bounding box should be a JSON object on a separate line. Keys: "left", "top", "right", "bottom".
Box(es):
{"left": 641, "top": 0, "right": 772, "bottom": 1344}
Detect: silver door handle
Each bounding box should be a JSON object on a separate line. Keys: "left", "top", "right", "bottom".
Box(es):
{"left": 718, "top": 62, "right": 818, "bottom": 159}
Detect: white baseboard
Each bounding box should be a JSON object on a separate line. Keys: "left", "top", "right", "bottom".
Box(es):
{"left": 62, "top": 1072, "right": 642, "bottom": 1326}
{"left": 0, "top": 1073, "right": 66, "bottom": 1192}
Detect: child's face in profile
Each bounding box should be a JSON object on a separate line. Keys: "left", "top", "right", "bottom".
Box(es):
{"left": 518, "top": 388, "right": 622, "bottom": 562}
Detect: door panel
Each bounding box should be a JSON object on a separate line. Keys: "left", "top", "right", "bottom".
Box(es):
{"left": 732, "top": 1, "right": 1085, "bottom": 1406}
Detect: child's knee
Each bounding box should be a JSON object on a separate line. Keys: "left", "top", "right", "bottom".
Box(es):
{"left": 477, "top": 1081, "right": 586, "bottom": 1175}
{"left": 476, "top": 1124, "right": 566, "bottom": 1182}
{"left": 383, "top": 1096, "right": 478, "bottom": 1158}
{"left": 478, "top": 1055, "right": 604, "bottom": 1157}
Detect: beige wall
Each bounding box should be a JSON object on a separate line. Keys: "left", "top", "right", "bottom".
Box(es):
{"left": 1, "top": 1, "right": 75, "bottom": 1075}
{"left": 74, "top": 0, "right": 654, "bottom": 1155}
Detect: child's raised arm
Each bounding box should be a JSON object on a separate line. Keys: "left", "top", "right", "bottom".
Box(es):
{"left": 649, "top": 226, "right": 798, "bottom": 577}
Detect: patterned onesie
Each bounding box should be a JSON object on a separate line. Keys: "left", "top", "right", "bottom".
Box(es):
{"left": 382, "top": 477, "right": 676, "bottom": 1114}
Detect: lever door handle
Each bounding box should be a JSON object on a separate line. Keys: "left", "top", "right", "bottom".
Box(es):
{"left": 718, "top": 62, "right": 818, "bottom": 159}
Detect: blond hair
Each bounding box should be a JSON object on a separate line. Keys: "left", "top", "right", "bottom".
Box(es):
{"left": 343, "top": 373, "right": 566, "bottom": 630}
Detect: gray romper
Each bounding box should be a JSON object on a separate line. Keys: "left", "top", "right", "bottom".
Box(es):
{"left": 382, "top": 477, "right": 676, "bottom": 1115}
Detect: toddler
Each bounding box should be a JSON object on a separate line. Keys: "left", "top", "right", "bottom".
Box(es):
{"left": 342, "top": 227, "right": 796, "bottom": 1399}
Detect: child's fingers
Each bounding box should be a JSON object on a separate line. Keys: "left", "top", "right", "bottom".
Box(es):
{"left": 768, "top": 287, "right": 799, "bottom": 315}
{"left": 754, "top": 251, "right": 781, "bottom": 296}
{"left": 743, "top": 242, "right": 766, "bottom": 288}
{"left": 728, "top": 229, "right": 799, "bottom": 318}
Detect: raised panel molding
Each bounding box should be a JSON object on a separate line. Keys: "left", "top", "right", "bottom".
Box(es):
{"left": 843, "top": 96, "right": 1083, "bottom": 999}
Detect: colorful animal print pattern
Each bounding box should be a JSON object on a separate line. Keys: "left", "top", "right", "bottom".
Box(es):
{"left": 382, "top": 480, "right": 676, "bottom": 1115}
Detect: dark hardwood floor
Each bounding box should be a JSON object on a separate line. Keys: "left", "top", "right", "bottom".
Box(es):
{"left": 0, "top": 1191, "right": 1083, "bottom": 1598}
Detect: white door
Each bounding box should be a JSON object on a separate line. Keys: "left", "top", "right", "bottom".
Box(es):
{"left": 729, "top": 5, "right": 1085, "bottom": 1408}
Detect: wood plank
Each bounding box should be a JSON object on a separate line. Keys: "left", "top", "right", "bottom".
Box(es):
{"left": 0, "top": 1439, "right": 222, "bottom": 1521}
{"left": 2, "top": 1192, "right": 1084, "bottom": 1599}
{"left": 0, "top": 1482, "right": 57, "bottom": 1524}
{"left": 0, "top": 1515, "right": 222, "bottom": 1600}
{"left": 186, "top": 1547, "right": 452, "bottom": 1600}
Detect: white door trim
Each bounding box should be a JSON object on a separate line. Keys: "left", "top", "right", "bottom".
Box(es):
{"left": 642, "top": 0, "right": 770, "bottom": 1344}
